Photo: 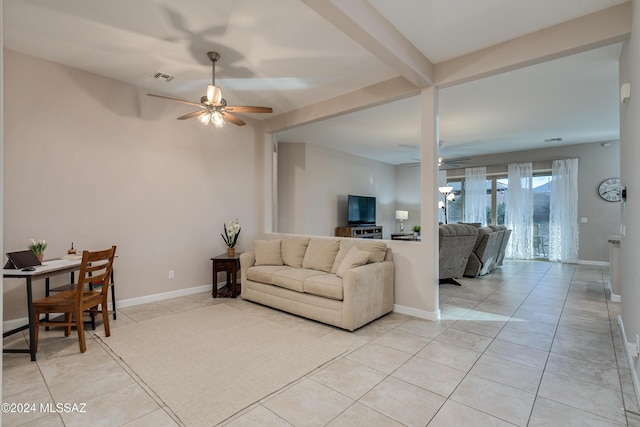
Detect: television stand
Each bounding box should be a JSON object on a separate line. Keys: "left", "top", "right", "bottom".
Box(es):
{"left": 336, "top": 225, "right": 383, "bottom": 239}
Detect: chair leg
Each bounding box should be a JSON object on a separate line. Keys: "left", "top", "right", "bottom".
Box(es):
{"left": 33, "top": 308, "right": 40, "bottom": 353}
{"left": 102, "top": 302, "right": 111, "bottom": 337}
{"left": 90, "top": 306, "right": 96, "bottom": 331}
{"left": 111, "top": 284, "right": 117, "bottom": 320}
{"left": 64, "top": 313, "right": 72, "bottom": 336}
{"left": 76, "top": 309, "right": 86, "bottom": 353}
{"left": 45, "top": 279, "right": 50, "bottom": 330}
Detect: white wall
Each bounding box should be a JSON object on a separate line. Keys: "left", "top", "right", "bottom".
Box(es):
{"left": 277, "top": 142, "right": 397, "bottom": 238}
{"left": 620, "top": 0, "right": 640, "bottom": 389}
{"left": 395, "top": 163, "right": 421, "bottom": 233}
{"left": 3, "top": 50, "right": 263, "bottom": 321}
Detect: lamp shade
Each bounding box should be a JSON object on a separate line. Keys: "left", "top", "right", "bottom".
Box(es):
{"left": 395, "top": 210, "right": 408, "bottom": 220}
{"left": 438, "top": 186, "right": 454, "bottom": 194}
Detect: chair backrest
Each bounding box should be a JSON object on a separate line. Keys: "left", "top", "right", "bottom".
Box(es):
{"left": 75, "top": 246, "right": 117, "bottom": 305}
{"left": 438, "top": 224, "right": 478, "bottom": 279}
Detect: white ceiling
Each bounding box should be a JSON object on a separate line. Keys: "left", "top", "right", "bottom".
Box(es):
{"left": 3, "top": 0, "right": 627, "bottom": 165}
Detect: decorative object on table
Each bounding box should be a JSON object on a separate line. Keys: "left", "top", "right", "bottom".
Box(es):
{"left": 395, "top": 210, "right": 408, "bottom": 233}
{"left": 28, "top": 239, "right": 47, "bottom": 262}
{"left": 221, "top": 219, "right": 241, "bottom": 257}
{"left": 412, "top": 225, "right": 421, "bottom": 237}
{"left": 438, "top": 186, "right": 456, "bottom": 224}
{"left": 67, "top": 242, "right": 77, "bottom": 255}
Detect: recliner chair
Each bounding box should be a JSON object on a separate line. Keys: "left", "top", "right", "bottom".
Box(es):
{"left": 439, "top": 224, "right": 479, "bottom": 286}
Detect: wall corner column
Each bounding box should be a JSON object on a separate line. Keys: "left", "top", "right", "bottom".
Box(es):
{"left": 421, "top": 86, "right": 440, "bottom": 317}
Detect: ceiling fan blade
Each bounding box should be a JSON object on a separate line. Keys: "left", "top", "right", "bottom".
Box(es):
{"left": 177, "top": 110, "right": 206, "bottom": 120}
{"left": 225, "top": 106, "right": 273, "bottom": 113}
{"left": 147, "top": 93, "right": 204, "bottom": 109}
{"left": 221, "top": 112, "right": 246, "bottom": 126}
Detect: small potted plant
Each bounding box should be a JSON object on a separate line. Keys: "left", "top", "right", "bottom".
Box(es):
{"left": 221, "top": 219, "right": 241, "bottom": 257}
{"left": 412, "top": 225, "right": 421, "bottom": 238}
{"left": 28, "top": 238, "right": 47, "bottom": 262}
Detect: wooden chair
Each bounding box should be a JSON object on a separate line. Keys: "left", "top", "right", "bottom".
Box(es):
{"left": 32, "top": 246, "right": 117, "bottom": 353}
{"left": 45, "top": 264, "right": 118, "bottom": 325}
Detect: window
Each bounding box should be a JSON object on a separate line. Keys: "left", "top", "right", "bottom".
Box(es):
{"left": 447, "top": 172, "right": 551, "bottom": 259}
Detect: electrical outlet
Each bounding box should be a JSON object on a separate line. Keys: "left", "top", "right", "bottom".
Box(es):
{"left": 169, "top": 270, "right": 175, "bottom": 279}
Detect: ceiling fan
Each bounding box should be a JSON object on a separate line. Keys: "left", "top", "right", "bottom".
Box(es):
{"left": 147, "top": 51, "right": 273, "bottom": 127}
{"left": 438, "top": 156, "right": 474, "bottom": 168}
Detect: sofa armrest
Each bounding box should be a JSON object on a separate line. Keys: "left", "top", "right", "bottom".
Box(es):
{"left": 342, "top": 260, "right": 394, "bottom": 331}
{"left": 240, "top": 251, "right": 256, "bottom": 274}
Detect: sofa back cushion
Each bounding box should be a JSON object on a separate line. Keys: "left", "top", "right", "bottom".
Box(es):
{"left": 331, "top": 240, "right": 387, "bottom": 273}
{"left": 336, "top": 246, "right": 370, "bottom": 278}
{"left": 254, "top": 240, "right": 283, "bottom": 266}
{"left": 281, "top": 236, "right": 310, "bottom": 268}
{"left": 302, "top": 238, "right": 340, "bottom": 273}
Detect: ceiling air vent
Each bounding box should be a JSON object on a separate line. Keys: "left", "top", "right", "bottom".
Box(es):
{"left": 152, "top": 71, "right": 175, "bottom": 82}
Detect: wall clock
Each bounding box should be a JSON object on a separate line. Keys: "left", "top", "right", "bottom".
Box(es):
{"left": 598, "top": 178, "right": 621, "bottom": 202}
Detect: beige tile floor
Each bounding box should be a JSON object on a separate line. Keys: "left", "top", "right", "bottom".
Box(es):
{"left": 3, "top": 260, "right": 640, "bottom": 426}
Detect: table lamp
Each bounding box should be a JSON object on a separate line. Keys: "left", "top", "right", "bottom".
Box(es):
{"left": 395, "top": 210, "right": 409, "bottom": 233}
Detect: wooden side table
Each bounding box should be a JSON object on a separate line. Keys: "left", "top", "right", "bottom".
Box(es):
{"left": 211, "top": 253, "right": 241, "bottom": 298}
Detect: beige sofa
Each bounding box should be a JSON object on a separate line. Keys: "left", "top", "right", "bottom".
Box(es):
{"left": 240, "top": 236, "right": 394, "bottom": 331}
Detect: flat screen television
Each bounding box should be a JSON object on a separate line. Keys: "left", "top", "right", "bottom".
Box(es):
{"left": 348, "top": 195, "right": 376, "bottom": 226}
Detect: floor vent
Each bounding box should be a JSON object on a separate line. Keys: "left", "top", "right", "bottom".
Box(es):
{"left": 152, "top": 72, "right": 175, "bottom": 82}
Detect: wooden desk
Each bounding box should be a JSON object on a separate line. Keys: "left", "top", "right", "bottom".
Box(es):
{"left": 211, "top": 253, "right": 241, "bottom": 298}
{"left": 3, "top": 258, "right": 82, "bottom": 361}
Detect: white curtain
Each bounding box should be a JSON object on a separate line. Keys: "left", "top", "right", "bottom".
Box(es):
{"left": 505, "top": 162, "right": 533, "bottom": 259}
{"left": 464, "top": 167, "right": 487, "bottom": 225}
{"left": 549, "top": 158, "right": 579, "bottom": 263}
{"left": 438, "top": 170, "right": 447, "bottom": 224}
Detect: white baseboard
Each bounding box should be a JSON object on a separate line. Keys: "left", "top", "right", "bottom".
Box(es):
{"left": 618, "top": 315, "right": 640, "bottom": 405}
{"left": 394, "top": 304, "right": 440, "bottom": 321}
{"left": 606, "top": 281, "right": 621, "bottom": 302}
{"left": 577, "top": 259, "right": 609, "bottom": 266}
{"left": 3, "top": 283, "right": 213, "bottom": 333}
{"left": 115, "top": 284, "right": 212, "bottom": 309}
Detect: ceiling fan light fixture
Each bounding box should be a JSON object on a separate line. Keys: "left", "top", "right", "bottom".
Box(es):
{"left": 198, "top": 112, "right": 210, "bottom": 124}
{"left": 207, "top": 84, "right": 222, "bottom": 104}
{"left": 147, "top": 51, "right": 271, "bottom": 128}
{"left": 211, "top": 111, "right": 225, "bottom": 128}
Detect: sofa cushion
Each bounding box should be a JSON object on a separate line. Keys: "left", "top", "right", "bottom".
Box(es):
{"left": 254, "top": 240, "right": 283, "bottom": 266}
{"left": 304, "top": 274, "right": 344, "bottom": 300}
{"left": 302, "top": 238, "right": 340, "bottom": 273}
{"left": 246, "top": 265, "right": 293, "bottom": 284}
{"left": 272, "top": 269, "right": 329, "bottom": 292}
{"left": 336, "top": 246, "right": 370, "bottom": 278}
{"left": 281, "top": 236, "right": 310, "bottom": 268}
{"left": 332, "top": 240, "right": 387, "bottom": 273}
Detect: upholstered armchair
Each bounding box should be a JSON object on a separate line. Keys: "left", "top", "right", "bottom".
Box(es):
{"left": 438, "top": 224, "right": 479, "bottom": 285}
{"left": 464, "top": 227, "right": 503, "bottom": 277}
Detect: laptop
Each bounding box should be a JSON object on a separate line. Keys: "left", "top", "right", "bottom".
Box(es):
{"left": 4, "top": 250, "right": 42, "bottom": 270}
